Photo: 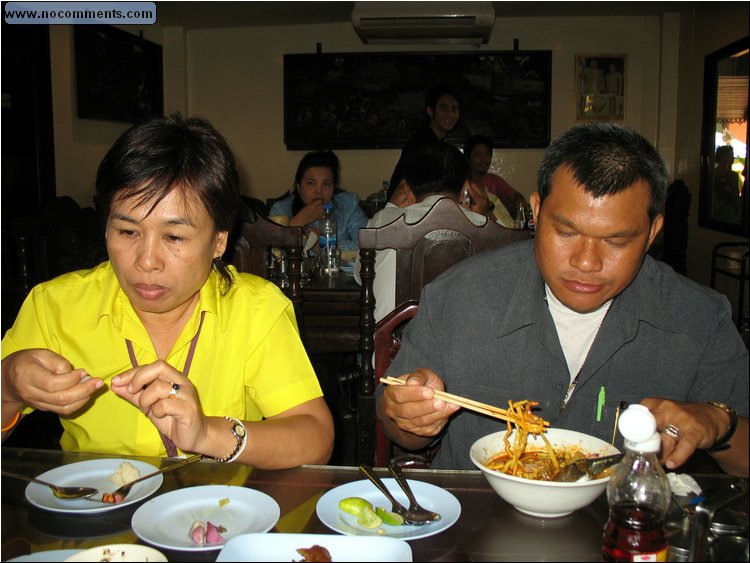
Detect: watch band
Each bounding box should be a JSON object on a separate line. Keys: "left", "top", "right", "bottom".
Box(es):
{"left": 704, "top": 401, "right": 737, "bottom": 453}
{"left": 214, "top": 417, "right": 247, "bottom": 463}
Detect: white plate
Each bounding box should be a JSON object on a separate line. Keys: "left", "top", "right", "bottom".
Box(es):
{"left": 216, "top": 533, "right": 412, "bottom": 562}
{"left": 7, "top": 550, "right": 82, "bottom": 562}
{"left": 25, "top": 459, "right": 163, "bottom": 514}
{"left": 131, "top": 485, "right": 280, "bottom": 551}
{"left": 64, "top": 544, "right": 167, "bottom": 562}
{"left": 316, "top": 478, "right": 461, "bottom": 541}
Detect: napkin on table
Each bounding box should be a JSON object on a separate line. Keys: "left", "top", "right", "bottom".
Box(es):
{"left": 667, "top": 472, "right": 702, "bottom": 496}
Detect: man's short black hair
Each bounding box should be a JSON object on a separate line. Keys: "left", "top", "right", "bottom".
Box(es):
{"left": 463, "top": 134, "right": 494, "bottom": 158}
{"left": 425, "top": 84, "right": 460, "bottom": 111}
{"left": 537, "top": 123, "right": 667, "bottom": 220}
{"left": 401, "top": 143, "right": 468, "bottom": 198}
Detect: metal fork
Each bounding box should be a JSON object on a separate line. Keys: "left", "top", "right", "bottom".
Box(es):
{"left": 358, "top": 465, "right": 439, "bottom": 525}
{"left": 387, "top": 463, "right": 441, "bottom": 523}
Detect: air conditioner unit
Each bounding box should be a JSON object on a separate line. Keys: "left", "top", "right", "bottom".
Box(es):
{"left": 351, "top": 2, "right": 495, "bottom": 45}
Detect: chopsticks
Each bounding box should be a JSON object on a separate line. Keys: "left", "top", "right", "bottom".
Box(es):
{"left": 379, "top": 376, "right": 549, "bottom": 427}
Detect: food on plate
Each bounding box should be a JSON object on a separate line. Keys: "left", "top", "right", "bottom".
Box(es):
{"left": 295, "top": 544, "right": 332, "bottom": 562}
{"left": 338, "top": 496, "right": 382, "bottom": 528}
{"left": 189, "top": 520, "right": 226, "bottom": 545}
{"left": 101, "top": 491, "right": 126, "bottom": 504}
{"left": 109, "top": 461, "right": 140, "bottom": 486}
{"left": 375, "top": 506, "right": 404, "bottom": 526}
{"left": 218, "top": 497, "right": 231, "bottom": 507}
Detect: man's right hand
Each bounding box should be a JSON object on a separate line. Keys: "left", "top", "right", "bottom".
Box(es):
{"left": 2, "top": 349, "right": 103, "bottom": 417}
{"left": 379, "top": 368, "right": 460, "bottom": 449}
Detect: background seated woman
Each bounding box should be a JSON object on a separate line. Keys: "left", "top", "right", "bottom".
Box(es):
{"left": 268, "top": 151, "right": 368, "bottom": 251}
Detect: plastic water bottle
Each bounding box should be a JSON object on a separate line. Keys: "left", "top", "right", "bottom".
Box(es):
{"left": 602, "top": 404, "right": 670, "bottom": 562}
{"left": 514, "top": 202, "right": 526, "bottom": 229}
{"left": 319, "top": 201, "right": 340, "bottom": 278}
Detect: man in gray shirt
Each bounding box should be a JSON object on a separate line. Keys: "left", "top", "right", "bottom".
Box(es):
{"left": 378, "top": 123, "right": 748, "bottom": 477}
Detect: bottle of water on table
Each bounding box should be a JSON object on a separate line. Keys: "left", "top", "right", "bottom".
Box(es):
{"left": 319, "top": 202, "right": 340, "bottom": 278}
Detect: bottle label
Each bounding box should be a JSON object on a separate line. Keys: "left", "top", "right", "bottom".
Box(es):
{"left": 631, "top": 548, "right": 668, "bottom": 561}
{"left": 320, "top": 235, "right": 337, "bottom": 252}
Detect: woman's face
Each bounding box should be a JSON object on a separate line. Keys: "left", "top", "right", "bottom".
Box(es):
{"left": 298, "top": 166, "right": 335, "bottom": 206}
{"left": 106, "top": 188, "right": 228, "bottom": 319}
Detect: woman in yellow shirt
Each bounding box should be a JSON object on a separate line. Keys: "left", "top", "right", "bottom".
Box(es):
{"left": 1, "top": 114, "right": 334, "bottom": 469}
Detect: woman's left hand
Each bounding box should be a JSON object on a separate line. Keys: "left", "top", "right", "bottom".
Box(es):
{"left": 110, "top": 360, "right": 207, "bottom": 452}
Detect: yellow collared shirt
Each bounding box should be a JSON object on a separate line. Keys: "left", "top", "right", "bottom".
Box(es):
{"left": 1, "top": 262, "right": 322, "bottom": 457}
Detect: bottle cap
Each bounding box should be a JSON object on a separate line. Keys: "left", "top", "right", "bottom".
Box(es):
{"left": 324, "top": 201, "right": 334, "bottom": 212}
{"left": 618, "top": 404, "right": 661, "bottom": 452}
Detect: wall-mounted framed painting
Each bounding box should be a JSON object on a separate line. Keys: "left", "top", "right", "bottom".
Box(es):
{"left": 575, "top": 54, "right": 626, "bottom": 120}
{"left": 74, "top": 25, "right": 163, "bottom": 123}
{"left": 284, "top": 50, "right": 552, "bottom": 150}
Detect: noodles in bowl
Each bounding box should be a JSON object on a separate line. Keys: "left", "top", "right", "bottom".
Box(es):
{"left": 470, "top": 428, "right": 621, "bottom": 518}
{"left": 486, "top": 444, "right": 590, "bottom": 481}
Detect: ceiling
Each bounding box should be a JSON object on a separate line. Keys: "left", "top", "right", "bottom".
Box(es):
{"left": 155, "top": 1, "right": 718, "bottom": 29}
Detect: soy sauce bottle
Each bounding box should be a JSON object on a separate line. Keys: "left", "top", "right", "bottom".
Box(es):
{"left": 602, "top": 404, "right": 670, "bottom": 562}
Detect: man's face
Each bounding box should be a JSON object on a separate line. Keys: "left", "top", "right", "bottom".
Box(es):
{"left": 530, "top": 166, "right": 663, "bottom": 313}
{"left": 427, "top": 94, "right": 459, "bottom": 135}
{"left": 469, "top": 143, "right": 492, "bottom": 176}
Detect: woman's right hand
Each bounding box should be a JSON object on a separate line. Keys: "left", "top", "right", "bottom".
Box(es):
{"left": 1, "top": 349, "right": 103, "bottom": 416}
{"left": 290, "top": 199, "right": 325, "bottom": 227}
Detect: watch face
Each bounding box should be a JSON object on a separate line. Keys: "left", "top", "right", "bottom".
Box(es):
{"left": 234, "top": 424, "right": 246, "bottom": 438}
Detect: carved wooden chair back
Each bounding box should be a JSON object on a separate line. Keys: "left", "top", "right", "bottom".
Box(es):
{"left": 228, "top": 218, "right": 305, "bottom": 323}
{"left": 356, "top": 197, "right": 531, "bottom": 465}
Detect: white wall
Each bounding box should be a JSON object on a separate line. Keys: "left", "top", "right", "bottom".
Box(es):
{"left": 51, "top": 14, "right": 671, "bottom": 206}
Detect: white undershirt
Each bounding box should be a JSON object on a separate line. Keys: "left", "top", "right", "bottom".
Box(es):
{"left": 545, "top": 284, "right": 612, "bottom": 383}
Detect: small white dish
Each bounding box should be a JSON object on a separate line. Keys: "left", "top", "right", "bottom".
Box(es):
{"left": 131, "top": 485, "right": 280, "bottom": 551}
{"left": 7, "top": 549, "right": 82, "bottom": 562}
{"left": 216, "top": 533, "right": 412, "bottom": 562}
{"left": 64, "top": 544, "right": 167, "bottom": 562}
{"left": 316, "top": 478, "right": 460, "bottom": 541}
{"left": 25, "top": 459, "right": 163, "bottom": 514}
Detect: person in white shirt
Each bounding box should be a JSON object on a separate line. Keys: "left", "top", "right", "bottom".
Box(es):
{"left": 355, "top": 143, "right": 491, "bottom": 322}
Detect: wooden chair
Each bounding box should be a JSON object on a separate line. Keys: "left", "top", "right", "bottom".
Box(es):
{"left": 356, "top": 197, "right": 531, "bottom": 465}
{"left": 372, "top": 300, "right": 420, "bottom": 466}
{"left": 227, "top": 217, "right": 305, "bottom": 324}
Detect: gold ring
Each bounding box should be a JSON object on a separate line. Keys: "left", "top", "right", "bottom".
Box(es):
{"left": 168, "top": 383, "right": 180, "bottom": 399}
{"left": 664, "top": 423, "right": 680, "bottom": 442}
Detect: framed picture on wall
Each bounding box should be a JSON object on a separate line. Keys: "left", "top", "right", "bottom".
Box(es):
{"left": 575, "top": 54, "right": 626, "bottom": 120}
{"left": 284, "top": 50, "right": 552, "bottom": 150}
{"left": 74, "top": 25, "right": 163, "bottom": 123}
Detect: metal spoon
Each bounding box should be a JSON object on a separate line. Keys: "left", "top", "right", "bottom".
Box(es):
{"left": 2, "top": 470, "right": 98, "bottom": 499}
{"left": 387, "top": 463, "right": 441, "bottom": 522}
{"left": 358, "top": 464, "right": 439, "bottom": 525}
{"left": 551, "top": 453, "right": 624, "bottom": 482}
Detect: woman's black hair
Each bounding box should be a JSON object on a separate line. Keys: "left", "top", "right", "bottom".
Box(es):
{"left": 95, "top": 113, "right": 240, "bottom": 291}
{"left": 291, "top": 150, "right": 342, "bottom": 216}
